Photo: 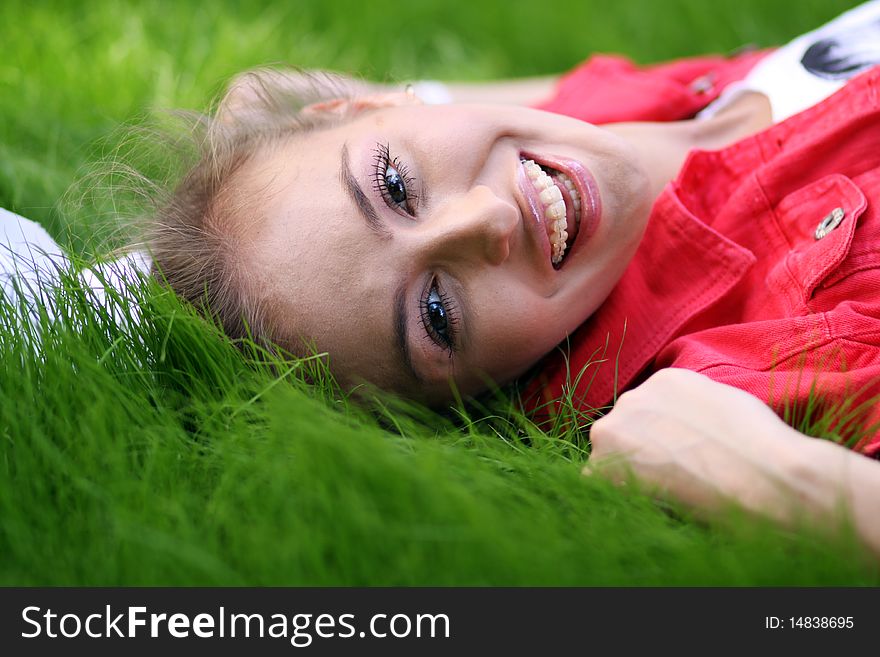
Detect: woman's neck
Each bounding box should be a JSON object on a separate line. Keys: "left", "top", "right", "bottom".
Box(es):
{"left": 604, "top": 91, "right": 773, "bottom": 199}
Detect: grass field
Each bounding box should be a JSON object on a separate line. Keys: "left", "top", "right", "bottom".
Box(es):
{"left": 2, "top": 0, "right": 878, "bottom": 585}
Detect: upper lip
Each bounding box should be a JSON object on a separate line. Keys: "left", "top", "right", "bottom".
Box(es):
{"left": 513, "top": 156, "right": 555, "bottom": 276}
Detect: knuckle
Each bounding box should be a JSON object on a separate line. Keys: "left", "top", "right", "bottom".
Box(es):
{"left": 589, "top": 415, "right": 611, "bottom": 443}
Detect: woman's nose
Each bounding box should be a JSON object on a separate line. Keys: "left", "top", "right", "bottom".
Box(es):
{"left": 419, "top": 185, "right": 518, "bottom": 266}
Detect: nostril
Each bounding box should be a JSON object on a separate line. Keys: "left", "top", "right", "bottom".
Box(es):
{"left": 485, "top": 207, "right": 517, "bottom": 266}
{"left": 485, "top": 235, "right": 509, "bottom": 266}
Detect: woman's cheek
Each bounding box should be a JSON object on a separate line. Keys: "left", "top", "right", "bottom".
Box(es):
{"left": 489, "top": 304, "right": 560, "bottom": 378}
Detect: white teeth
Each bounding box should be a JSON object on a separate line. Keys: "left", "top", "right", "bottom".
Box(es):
{"left": 539, "top": 184, "right": 562, "bottom": 206}
{"left": 560, "top": 176, "right": 582, "bottom": 217}
{"left": 523, "top": 159, "right": 554, "bottom": 191}
{"left": 546, "top": 199, "right": 565, "bottom": 221}
{"left": 522, "top": 159, "right": 582, "bottom": 265}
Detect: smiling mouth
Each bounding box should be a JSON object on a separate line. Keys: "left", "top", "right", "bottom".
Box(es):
{"left": 520, "top": 158, "right": 581, "bottom": 267}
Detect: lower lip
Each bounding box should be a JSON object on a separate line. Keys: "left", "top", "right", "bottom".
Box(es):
{"left": 522, "top": 152, "right": 602, "bottom": 267}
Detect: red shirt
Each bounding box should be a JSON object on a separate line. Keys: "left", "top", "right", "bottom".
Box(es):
{"left": 526, "top": 54, "right": 880, "bottom": 456}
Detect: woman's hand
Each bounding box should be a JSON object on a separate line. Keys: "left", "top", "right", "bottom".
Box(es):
{"left": 586, "top": 368, "right": 880, "bottom": 557}
{"left": 586, "top": 368, "right": 813, "bottom": 517}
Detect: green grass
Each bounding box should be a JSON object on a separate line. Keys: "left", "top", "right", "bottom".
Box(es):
{"left": 2, "top": 0, "right": 878, "bottom": 585}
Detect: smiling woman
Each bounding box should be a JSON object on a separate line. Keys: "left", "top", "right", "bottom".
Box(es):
{"left": 4, "top": 1, "right": 880, "bottom": 563}
{"left": 223, "top": 94, "right": 653, "bottom": 402}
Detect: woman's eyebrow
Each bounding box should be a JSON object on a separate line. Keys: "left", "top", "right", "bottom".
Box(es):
{"left": 340, "top": 143, "right": 392, "bottom": 241}
{"left": 393, "top": 278, "right": 425, "bottom": 387}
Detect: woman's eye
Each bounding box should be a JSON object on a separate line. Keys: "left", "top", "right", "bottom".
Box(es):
{"left": 420, "top": 281, "right": 457, "bottom": 355}
{"left": 426, "top": 288, "right": 448, "bottom": 335}
{"left": 372, "top": 143, "right": 418, "bottom": 216}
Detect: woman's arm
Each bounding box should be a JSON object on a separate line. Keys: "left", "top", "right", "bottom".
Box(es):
{"left": 586, "top": 368, "right": 880, "bottom": 558}
{"left": 436, "top": 76, "right": 557, "bottom": 105}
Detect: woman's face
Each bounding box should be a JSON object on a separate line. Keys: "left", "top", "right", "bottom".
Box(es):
{"left": 237, "top": 99, "right": 652, "bottom": 403}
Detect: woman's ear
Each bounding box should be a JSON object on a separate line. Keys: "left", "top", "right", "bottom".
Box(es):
{"left": 300, "top": 91, "right": 422, "bottom": 119}
{"left": 216, "top": 69, "right": 398, "bottom": 126}
{"left": 215, "top": 69, "right": 421, "bottom": 126}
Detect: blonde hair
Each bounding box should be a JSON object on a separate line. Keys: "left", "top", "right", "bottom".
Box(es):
{"left": 144, "top": 69, "right": 347, "bottom": 347}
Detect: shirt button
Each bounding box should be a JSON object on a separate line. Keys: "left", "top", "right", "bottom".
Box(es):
{"left": 690, "top": 73, "right": 715, "bottom": 95}
{"left": 814, "top": 207, "right": 845, "bottom": 239}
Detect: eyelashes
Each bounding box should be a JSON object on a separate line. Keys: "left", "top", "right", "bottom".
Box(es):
{"left": 371, "top": 142, "right": 419, "bottom": 216}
